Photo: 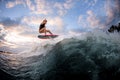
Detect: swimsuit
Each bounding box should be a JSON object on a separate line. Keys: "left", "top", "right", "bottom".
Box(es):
{"left": 39, "top": 24, "right": 45, "bottom": 30}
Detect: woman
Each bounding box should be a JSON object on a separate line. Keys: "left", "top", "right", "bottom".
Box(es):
{"left": 39, "top": 19, "right": 53, "bottom": 35}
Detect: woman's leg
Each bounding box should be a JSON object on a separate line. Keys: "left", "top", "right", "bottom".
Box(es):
{"left": 39, "top": 28, "right": 45, "bottom": 33}
{"left": 46, "top": 29, "right": 53, "bottom": 35}
{"left": 39, "top": 28, "right": 53, "bottom": 35}
{"left": 39, "top": 28, "right": 47, "bottom": 35}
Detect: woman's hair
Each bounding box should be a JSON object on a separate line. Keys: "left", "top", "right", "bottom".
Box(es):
{"left": 42, "top": 19, "right": 47, "bottom": 23}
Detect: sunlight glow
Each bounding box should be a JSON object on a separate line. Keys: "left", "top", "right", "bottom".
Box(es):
{"left": 5, "top": 32, "right": 34, "bottom": 43}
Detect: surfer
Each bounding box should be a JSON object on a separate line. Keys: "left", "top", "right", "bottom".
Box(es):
{"left": 39, "top": 19, "right": 53, "bottom": 35}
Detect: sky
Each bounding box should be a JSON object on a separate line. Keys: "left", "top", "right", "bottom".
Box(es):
{"left": 0, "top": 0, "right": 120, "bottom": 43}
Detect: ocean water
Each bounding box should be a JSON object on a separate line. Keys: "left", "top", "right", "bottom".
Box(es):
{"left": 0, "top": 31, "right": 120, "bottom": 80}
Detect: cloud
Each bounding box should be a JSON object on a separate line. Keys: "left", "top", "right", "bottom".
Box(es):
{"left": 105, "top": 0, "right": 120, "bottom": 25}
{"left": 78, "top": 0, "right": 120, "bottom": 31}
{"left": 0, "top": 17, "right": 20, "bottom": 27}
{"left": 68, "top": 28, "right": 88, "bottom": 37}
{"left": 0, "top": 16, "right": 36, "bottom": 38}
{"left": 22, "top": 16, "right": 43, "bottom": 26}
{"left": 0, "top": 25, "right": 6, "bottom": 41}
{"left": 0, "top": 16, "right": 65, "bottom": 43}
{"left": 78, "top": 10, "right": 105, "bottom": 31}
{"left": 32, "top": 0, "right": 52, "bottom": 15}
{"left": 54, "top": 0, "right": 74, "bottom": 16}
{"left": 3, "top": 15, "right": 64, "bottom": 37}
{"left": 6, "top": 0, "right": 25, "bottom": 8}
{"left": 6, "top": 1, "right": 16, "bottom": 8}
{"left": 69, "top": 28, "right": 86, "bottom": 33}
{"left": 48, "top": 17, "right": 64, "bottom": 33}
{"left": 78, "top": 0, "right": 120, "bottom": 30}
{"left": 6, "top": 0, "right": 35, "bottom": 11}
{"left": 21, "top": 15, "right": 65, "bottom": 34}
{"left": 5, "top": 0, "right": 75, "bottom": 16}
{"left": 6, "top": 0, "right": 52, "bottom": 15}
{"left": 77, "top": 0, "right": 120, "bottom": 31}
{"left": 78, "top": 15, "right": 88, "bottom": 29}
{"left": 84, "top": 0, "right": 98, "bottom": 6}
{"left": 87, "top": 10, "right": 100, "bottom": 28}
{"left": 25, "top": 0, "right": 35, "bottom": 11}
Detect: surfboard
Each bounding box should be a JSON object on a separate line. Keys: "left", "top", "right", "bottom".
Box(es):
{"left": 38, "top": 34, "right": 58, "bottom": 39}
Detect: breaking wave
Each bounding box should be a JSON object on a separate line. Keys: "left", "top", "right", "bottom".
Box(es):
{"left": 0, "top": 30, "right": 120, "bottom": 80}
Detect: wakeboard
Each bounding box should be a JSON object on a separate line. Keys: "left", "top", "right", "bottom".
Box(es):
{"left": 38, "top": 34, "right": 58, "bottom": 39}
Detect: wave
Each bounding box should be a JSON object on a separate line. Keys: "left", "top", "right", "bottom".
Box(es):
{"left": 0, "top": 30, "right": 120, "bottom": 80}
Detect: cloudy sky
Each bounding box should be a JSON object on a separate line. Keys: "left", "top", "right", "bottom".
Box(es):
{"left": 0, "top": 0, "right": 120, "bottom": 41}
